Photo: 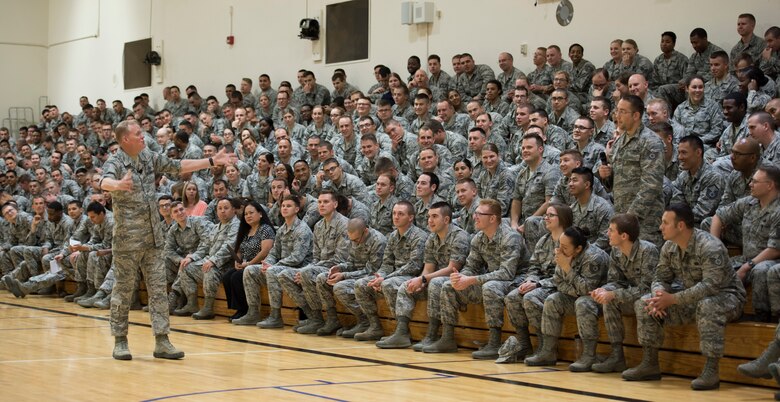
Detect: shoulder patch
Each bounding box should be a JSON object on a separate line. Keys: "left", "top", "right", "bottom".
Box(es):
{"left": 705, "top": 185, "right": 718, "bottom": 199}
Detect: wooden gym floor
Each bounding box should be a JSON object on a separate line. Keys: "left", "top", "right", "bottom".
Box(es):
{"left": 0, "top": 294, "right": 774, "bottom": 402}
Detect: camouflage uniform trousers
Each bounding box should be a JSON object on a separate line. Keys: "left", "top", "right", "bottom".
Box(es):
{"left": 354, "top": 276, "right": 411, "bottom": 317}
{"left": 21, "top": 246, "right": 44, "bottom": 276}
{"left": 505, "top": 286, "right": 553, "bottom": 331}
{"left": 4, "top": 261, "right": 31, "bottom": 282}
{"left": 242, "top": 264, "right": 267, "bottom": 310}
{"left": 98, "top": 266, "right": 138, "bottom": 294}
{"left": 243, "top": 264, "right": 292, "bottom": 309}
{"left": 15, "top": 251, "right": 70, "bottom": 292}
{"left": 776, "top": 321, "right": 780, "bottom": 342}
{"left": 8, "top": 245, "right": 28, "bottom": 272}
{"left": 438, "top": 280, "right": 514, "bottom": 327}
{"left": 22, "top": 251, "right": 73, "bottom": 293}
{"left": 50, "top": 252, "right": 76, "bottom": 280}
{"left": 540, "top": 292, "right": 579, "bottom": 337}
{"left": 24, "top": 270, "right": 68, "bottom": 293}
{"left": 333, "top": 279, "right": 361, "bottom": 317}
{"left": 163, "top": 254, "right": 182, "bottom": 287}
{"left": 395, "top": 277, "right": 448, "bottom": 319}
{"left": 700, "top": 217, "right": 742, "bottom": 246}
{"left": 6, "top": 246, "right": 36, "bottom": 282}
{"left": 597, "top": 297, "right": 638, "bottom": 344}
{"left": 574, "top": 295, "right": 635, "bottom": 342}
{"left": 634, "top": 292, "right": 743, "bottom": 357}
{"left": 734, "top": 259, "right": 778, "bottom": 314}
{"left": 179, "top": 261, "right": 229, "bottom": 299}
{"left": 69, "top": 251, "right": 89, "bottom": 283}
{"left": 99, "top": 267, "right": 115, "bottom": 293}
{"left": 110, "top": 249, "right": 170, "bottom": 337}
{"left": 314, "top": 272, "right": 346, "bottom": 313}
{"left": 85, "top": 251, "right": 112, "bottom": 289}
{"left": 0, "top": 250, "right": 13, "bottom": 275}
{"left": 278, "top": 265, "right": 328, "bottom": 311}
{"left": 762, "top": 264, "right": 780, "bottom": 315}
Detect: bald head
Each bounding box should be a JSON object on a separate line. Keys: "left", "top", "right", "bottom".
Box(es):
{"left": 628, "top": 74, "right": 648, "bottom": 98}
{"left": 733, "top": 136, "right": 761, "bottom": 155}
{"left": 413, "top": 69, "right": 428, "bottom": 82}
{"left": 347, "top": 217, "right": 367, "bottom": 233}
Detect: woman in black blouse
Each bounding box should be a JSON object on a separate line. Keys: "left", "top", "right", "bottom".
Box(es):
{"left": 223, "top": 200, "right": 275, "bottom": 321}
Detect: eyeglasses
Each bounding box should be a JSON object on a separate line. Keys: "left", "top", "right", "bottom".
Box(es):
{"left": 473, "top": 211, "right": 496, "bottom": 217}
{"left": 732, "top": 151, "right": 757, "bottom": 157}
{"left": 323, "top": 166, "right": 339, "bottom": 174}
{"left": 158, "top": 204, "right": 172, "bottom": 209}
{"left": 543, "top": 213, "right": 559, "bottom": 219}
{"left": 551, "top": 97, "right": 566, "bottom": 101}
{"left": 553, "top": 78, "right": 568, "bottom": 82}
{"left": 573, "top": 125, "right": 593, "bottom": 131}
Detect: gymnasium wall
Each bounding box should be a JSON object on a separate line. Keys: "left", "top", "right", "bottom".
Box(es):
{"left": 1, "top": 0, "right": 778, "bottom": 119}
{"left": 0, "top": 0, "right": 48, "bottom": 128}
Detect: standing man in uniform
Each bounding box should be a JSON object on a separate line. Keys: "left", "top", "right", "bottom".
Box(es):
{"left": 100, "top": 120, "right": 235, "bottom": 360}
{"left": 598, "top": 95, "right": 665, "bottom": 245}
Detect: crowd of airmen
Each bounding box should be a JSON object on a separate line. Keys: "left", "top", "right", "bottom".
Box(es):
{"left": 2, "top": 11, "right": 780, "bottom": 397}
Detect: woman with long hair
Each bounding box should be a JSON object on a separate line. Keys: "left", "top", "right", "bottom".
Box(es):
{"left": 225, "top": 201, "right": 276, "bottom": 323}
{"left": 181, "top": 181, "right": 207, "bottom": 216}
{"left": 274, "top": 163, "right": 295, "bottom": 188}
{"left": 447, "top": 89, "right": 466, "bottom": 113}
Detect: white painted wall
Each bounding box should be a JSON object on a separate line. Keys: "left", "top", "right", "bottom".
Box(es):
{"left": 10, "top": 0, "right": 780, "bottom": 120}
{"left": 47, "top": 0, "right": 149, "bottom": 115}
{"left": 0, "top": 0, "right": 48, "bottom": 129}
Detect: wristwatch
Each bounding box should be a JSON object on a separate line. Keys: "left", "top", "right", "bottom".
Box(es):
{"left": 748, "top": 260, "right": 757, "bottom": 269}
{"left": 421, "top": 275, "right": 428, "bottom": 285}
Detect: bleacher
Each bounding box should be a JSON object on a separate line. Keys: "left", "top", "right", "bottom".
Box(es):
{"left": 80, "top": 275, "right": 777, "bottom": 389}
